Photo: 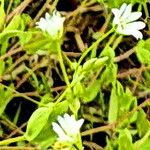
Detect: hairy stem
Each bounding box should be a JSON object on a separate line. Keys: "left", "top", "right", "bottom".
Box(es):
{"left": 0, "top": 136, "right": 25, "bottom": 146}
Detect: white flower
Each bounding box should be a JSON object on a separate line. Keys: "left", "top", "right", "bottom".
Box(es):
{"left": 36, "top": 10, "right": 65, "bottom": 38}
{"left": 112, "top": 3, "right": 146, "bottom": 39}
{"left": 52, "top": 113, "right": 84, "bottom": 142}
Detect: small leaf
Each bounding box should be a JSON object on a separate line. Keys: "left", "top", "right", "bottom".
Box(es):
{"left": 100, "top": 46, "right": 115, "bottom": 60}
{"left": 136, "top": 109, "right": 150, "bottom": 137}
{"left": 0, "top": 60, "right": 5, "bottom": 76}
{"left": 108, "top": 81, "right": 137, "bottom": 124}
{"left": 0, "top": 85, "right": 13, "bottom": 116}
{"left": 82, "top": 80, "right": 101, "bottom": 103}
{"left": 100, "top": 62, "right": 117, "bottom": 87}
{"left": 139, "top": 138, "right": 150, "bottom": 150}
{"left": 23, "top": 32, "right": 59, "bottom": 54}
{"left": 108, "top": 82, "right": 119, "bottom": 123}
{"left": 136, "top": 40, "right": 150, "bottom": 65}
{"left": 134, "top": 131, "right": 150, "bottom": 150}
{"left": 5, "top": 13, "right": 31, "bottom": 31}
{"left": 73, "top": 82, "right": 85, "bottom": 96}
{"left": 25, "top": 103, "right": 54, "bottom": 141}
{"left": 69, "top": 97, "right": 80, "bottom": 117}
{"left": 0, "top": 0, "right": 5, "bottom": 30}
{"left": 82, "top": 58, "right": 97, "bottom": 71}
{"left": 118, "top": 129, "right": 134, "bottom": 150}
{"left": 82, "top": 57, "right": 108, "bottom": 72}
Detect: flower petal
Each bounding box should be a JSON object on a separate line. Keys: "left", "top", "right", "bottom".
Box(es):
{"left": 57, "top": 115, "right": 69, "bottom": 134}
{"left": 52, "top": 122, "right": 66, "bottom": 137}
{"left": 112, "top": 3, "right": 128, "bottom": 25}
{"left": 112, "top": 3, "right": 127, "bottom": 19}
{"left": 125, "top": 21, "right": 146, "bottom": 30}
{"left": 36, "top": 10, "right": 65, "bottom": 38}
{"left": 52, "top": 122, "right": 73, "bottom": 142}
{"left": 116, "top": 25, "right": 143, "bottom": 39}
{"left": 119, "top": 3, "right": 127, "bottom": 16}
{"left": 130, "top": 30, "right": 143, "bottom": 39}
{"left": 45, "top": 13, "right": 50, "bottom": 20}
{"left": 76, "top": 119, "right": 84, "bottom": 130}
{"left": 126, "top": 12, "right": 142, "bottom": 23}
{"left": 121, "top": 4, "right": 132, "bottom": 20}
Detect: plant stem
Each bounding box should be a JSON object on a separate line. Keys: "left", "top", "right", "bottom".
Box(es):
{"left": 0, "top": 136, "right": 25, "bottom": 146}
{"left": 78, "top": 28, "right": 114, "bottom": 65}
{"left": 112, "top": 35, "right": 123, "bottom": 50}
{"left": 143, "top": 3, "right": 150, "bottom": 30}
{"left": 57, "top": 44, "right": 70, "bottom": 86}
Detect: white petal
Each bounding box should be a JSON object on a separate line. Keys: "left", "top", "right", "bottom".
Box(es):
{"left": 52, "top": 122, "right": 74, "bottom": 142}
{"left": 121, "top": 4, "right": 132, "bottom": 20}
{"left": 112, "top": 3, "right": 127, "bottom": 19}
{"left": 36, "top": 11, "right": 65, "bottom": 38}
{"left": 52, "top": 122, "right": 66, "bottom": 137}
{"left": 116, "top": 25, "right": 132, "bottom": 35}
{"left": 125, "top": 21, "right": 146, "bottom": 30}
{"left": 45, "top": 13, "right": 50, "bottom": 20}
{"left": 76, "top": 119, "right": 84, "bottom": 130}
{"left": 112, "top": 9, "right": 120, "bottom": 17}
{"left": 112, "top": 3, "right": 128, "bottom": 26}
{"left": 126, "top": 12, "right": 142, "bottom": 23}
{"left": 64, "top": 114, "right": 76, "bottom": 134}
{"left": 119, "top": 3, "right": 128, "bottom": 16}
{"left": 57, "top": 115, "right": 69, "bottom": 134}
{"left": 116, "top": 26, "right": 143, "bottom": 39}
{"left": 130, "top": 30, "right": 143, "bottom": 39}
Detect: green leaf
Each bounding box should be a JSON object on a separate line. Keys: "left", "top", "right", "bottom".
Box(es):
{"left": 139, "top": 138, "right": 150, "bottom": 150}
{"left": 40, "top": 93, "right": 54, "bottom": 104}
{"left": 100, "top": 46, "right": 117, "bottom": 87}
{"left": 136, "top": 109, "right": 150, "bottom": 137}
{"left": 143, "top": 70, "right": 150, "bottom": 88}
{"left": 25, "top": 103, "right": 54, "bottom": 141}
{"left": 4, "top": 14, "right": 30, "bottom": 31}
{"left": 66, "top": 88, "right": 80, "bottom": 116}
{"left": 82, "top": 80, "right": 101, "bottom": 103}
{"left": 73, "top": 82, "right": 85, "bottom": 96}
{"left": 82, "top": 57, "right": 108, "bottom": 72}
{"left": 8, "top": 14, "right": 30, "bottom": 29}
{"left": 0, "top": 0, "right": 5, "bottom": 30}
{"left": 82, "top": 58, "right": 97, "bottom": 71}
{"left": 108, "top": 81, "right": 137, "bottom": 123}
{"left": 0, "top": 60, "right": 5, "bottom": 76}
{"left": 30, "top": 101, "right": 68, "bottom": 148}
{"left": 0, "top": 14, "right": 31, "bottom": 55}
{"left": 100, "top": 46, "right": 115, "bottom": 61}
{"left": 136, "top": 40, "right": 150, "bottom": 65}
{"left": 108, "top": 81, "right": 119, "bottom": 123}
{"left": 134, "top": 131, "right": 150, "bottom": 150}
{"left": 0, "top": 85, "right": 13, "bottom": 116}
{"left": 100, "top": 62, "right": 117, "bottom": 88}
{"left": 0, "top": 30, "right": 32, "bottom": 55}
{"left": 23, "top": 32, "right": 60, "bottom": 55}
{"left": 105, "top": 137, "right": 118, "bottom": 150}
{"left": 118, "top": 129, "right": 134, "bottom": 150}
{"left": 69, "top": 97, "right": 80, "bottom": 117}
{"left": 119, "top": 88, "right": 137, "bottom": 118}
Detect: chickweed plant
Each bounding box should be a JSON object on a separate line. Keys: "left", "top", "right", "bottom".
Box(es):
{"left": 0, "top": 0, "right": 150, "bottom": 149}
